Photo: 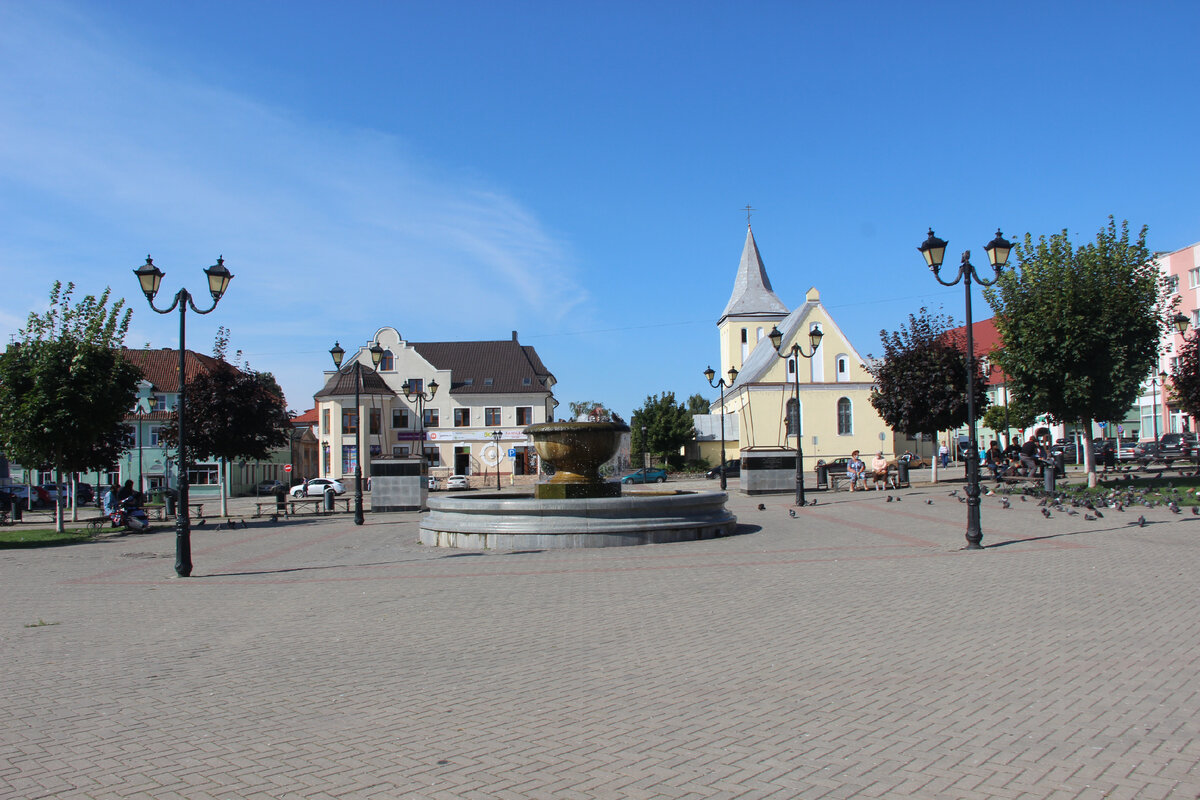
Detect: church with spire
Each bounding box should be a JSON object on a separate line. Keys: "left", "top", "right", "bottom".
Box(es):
{"left": 708, "top": 223, "right": 891, "bottom": 490}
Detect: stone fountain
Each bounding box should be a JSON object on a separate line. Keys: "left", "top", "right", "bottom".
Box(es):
{"left": 419, "top": 421, "right": 737, "bottom": 549}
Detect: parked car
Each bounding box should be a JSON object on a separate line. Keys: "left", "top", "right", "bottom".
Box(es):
{"left": 427, "top": 476, "right": 439, "bottom": 491}
{"left": 897, "top": 452, "right": 929, "bottom": 469}
{"left": 257, "top": 480, "right": 287, "bottom": 494}
{"left": 290, "top": 478, "right": 347, "bottom": 497}
{"left": 621, "top": 468, "right": 667, "bottom": 484}
{"left": 705, "top": 461, "right": 740, "bottom": 480}
{"left": 445, "top": 475, "right": 470, "bottom": 490}
{"left": 1159, "top": 433, "right": 1198, "bottom": 458}
{"left": 2, "top": 484, "right": 51, "bottom": 507}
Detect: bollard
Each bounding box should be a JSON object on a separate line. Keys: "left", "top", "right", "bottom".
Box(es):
{"left": 323, "top": 487, "right": 334, "bottom": 512}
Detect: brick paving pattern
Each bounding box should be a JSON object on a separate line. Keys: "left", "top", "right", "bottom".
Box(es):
{"left": 3, "top": 480, "right": 1200, "bottom": 798}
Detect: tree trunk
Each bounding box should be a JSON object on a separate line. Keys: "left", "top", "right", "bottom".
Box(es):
{"left": 1081, "top": 421, "right": 1097, "bottom": 488}
{"left": 54, "top": 466, "right": 65, "bottom": 534}
{"left": 219, "top": 458, "right": 229, "bottom": 518}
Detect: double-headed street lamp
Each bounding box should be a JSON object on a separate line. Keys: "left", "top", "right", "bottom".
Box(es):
{"left": 919, "top": 228, "right": 1013, "bottom": 550}
{"left": 703, "top": 365, "right": 739, "bottom": 490}
{"left": 767, "top": 324, "right": 823, "bottom": 508}
{"left": 401, "top": 378, "right": 439, "bottom": 465}
{"left": 133, "top": 255, "right": 233, "bottom": 578}
{"left": 330, "top": 341, "right": 384, "bottom": 525}
{"left": 490, "top": 430, "right": 504, "bottom": 491}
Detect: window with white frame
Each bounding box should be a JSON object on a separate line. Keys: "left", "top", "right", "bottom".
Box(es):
{"left": 1189, "top": 268, "right": 1200, "bottom": 289}
{"left": 836, "top": 356, "right": 849, "bottom": 382}
{"left": 454, "top": 408, "right": 471, "bottom": 427}
{"left": 836, "top": 397, "right": 853, "bottom": 435}
{"left": 484, "top": 407, "right": 501, "bottom": 426}
{"left": 188, "top": 464, "right": 219, "bottom": 485}
{"left": 392, "top": 408, "right": 410, "bottom": 429}
{"left": 516, "top": 406, "right": 533, "bottom": 425}
{"left": 1166, "top": 275, "right": 1180, "bottom": 294}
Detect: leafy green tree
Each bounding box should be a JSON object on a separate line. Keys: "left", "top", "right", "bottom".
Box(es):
{"left": 566, "top": 400, "right": 624, "bottom": 424}
{"left": 630, "top": 392, "right": 695, "bottom": 470}
{"left": 160, "top": 363, "right": 293, "bottom": 464}
{"left": 686, "top": 393, "right": 710, "bottom": 415}
{"left": 984, "top": 217, "right": 1162, "bottom": 486}
{"left": 867, "top": 307, "right": 988, "bottom": 439}
{"left": 1169, "top": 335, "right": 1200, "bottom": 423}
{"left": 0, "top": 283, "right": 140, "bottom": 531}
{"left": 981, "top": 399, "right": 1040, "bottom": 445}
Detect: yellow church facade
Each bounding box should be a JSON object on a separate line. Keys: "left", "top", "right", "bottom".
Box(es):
{"left": 710, "top": 226, "right": 892, "bottom": 470}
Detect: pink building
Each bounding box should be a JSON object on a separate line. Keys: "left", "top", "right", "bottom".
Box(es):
{"left": 1155, "top": 241, "right": 1200, "bottom": 437}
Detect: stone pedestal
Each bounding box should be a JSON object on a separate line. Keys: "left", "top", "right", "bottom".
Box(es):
{"left": 369, "top": 457, "right": 426, "bottom": 512}
{"left": 740, "top": 449, "right": 797, "bottom": 495}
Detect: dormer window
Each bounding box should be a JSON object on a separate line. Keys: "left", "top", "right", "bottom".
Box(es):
{"left": 523, "top": 377, "right": 532, "bottom": 386}
{"left": 463, "top": 378, "right": 474, "bottom": 386}
{"left": 484, "top": 378, "right": 494, "bottom": 386}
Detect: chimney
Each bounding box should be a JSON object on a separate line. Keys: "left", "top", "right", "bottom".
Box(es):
{"left": 512, "top": 330, "right": 518, "bottom": 342}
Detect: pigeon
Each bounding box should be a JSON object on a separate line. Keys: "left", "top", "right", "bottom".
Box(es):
{"left": 1084, "top": 513, "right": 1096, "bottom": 521}
{"left": 1000, "top": 498, "right": 1010, "bottom": 509}
{"left": 788, "top": 508, "right": 797, "bottom": 518}
{"left": 1169, "top": 502, "right": 1181, "bottom": 515}
{"left": 269, "top": 514, "right": 279, "bottom": 523}
{"left": 808, "top": 499, "right": 818, "bottom": 506}
{"left": 925, "top": 499, "right": 934, "bottom": 505}
{"left": 886, "top": 495, "right": 894, "bottom": 502}
{"left": 1020, "top": 495, "right": 1027, "bottom": 502}
{"left": 757, "top": 504, "right": 766, "bottom": 511}
{"left": 1138, "top": 515, "right": 1146, "bottom": 527}
{"left": 1041, "top": 508, "right": 1052, "bottom": 518}
{"left": 1192, "top": 507, "right": 1198, "bottom": 516}
{"left": 1066, "top": 508, "right": 1079, "bottom": 516}
{"left": 1094, "top": 509, "right": 1103, "bottom": 519}
{"left": 894, "top": 496, "right": 901, "bottom": 502}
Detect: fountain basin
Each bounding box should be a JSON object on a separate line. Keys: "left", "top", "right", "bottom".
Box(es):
{"left": 420, "top": 490, "right": 737, "bottom": 549}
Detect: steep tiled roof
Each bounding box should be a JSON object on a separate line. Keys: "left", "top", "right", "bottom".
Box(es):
{"left": 121, "top": 347, "right": 225, "bottom": 392}
{"left": 718, "top": 225, "right": 789, "bottom": 324}
{"left": 411, "top": 336, "right": 554, "bottom": 394}
{"left": 293, "top": 408, "right": 318, "bottom": 425}
{"left": 314, "top": 364, "right": 396, "bottom": 399}
{"left": 945, "top": 318, "right": 1008, "bottom": 386}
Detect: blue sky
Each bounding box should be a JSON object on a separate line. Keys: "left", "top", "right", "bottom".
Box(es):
{"left": 2, "top": 1, "right": 1198, "bottom": 419}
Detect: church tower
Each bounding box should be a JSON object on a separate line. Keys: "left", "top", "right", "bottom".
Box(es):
{"left": 717, "top": 224, "right": 789, "bottom": 377}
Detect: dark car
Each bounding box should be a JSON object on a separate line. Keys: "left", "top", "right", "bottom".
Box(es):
{"left": 1158, "top": 433, "right": 1198, "bottom": 458}
{"left": 256, "top": 480, "right": 287, "bottom": 494}
{"left": 705, "top": 461, "right": 740, "bottom": 480}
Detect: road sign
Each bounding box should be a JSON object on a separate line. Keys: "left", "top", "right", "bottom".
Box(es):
{"left": 284, "top": 464, "right": 293, "bottom": 472}
{"left": 508, "top": 449, "right": 516, "bottom": 458}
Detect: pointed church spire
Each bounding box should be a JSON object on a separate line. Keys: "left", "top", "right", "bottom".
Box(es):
{"left": 718, "top": 225, "right": 789, "bottom": 324}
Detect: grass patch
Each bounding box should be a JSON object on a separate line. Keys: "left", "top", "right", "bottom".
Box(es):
{"left": 998, "top": 474, "right": 1200, "bottom": 506}
{"left": 0, "top": 528, "right": 95, "bottom": 548}
{"left": 24, "top": 619, "right": 60, "bottom": 628}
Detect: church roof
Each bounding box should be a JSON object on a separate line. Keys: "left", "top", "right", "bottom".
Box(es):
{"left": 718, "top": 225, "right": 789, "bottom": 324}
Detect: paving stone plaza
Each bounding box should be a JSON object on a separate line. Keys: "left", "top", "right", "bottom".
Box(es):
{"left": 4, "top": 477, "right": 1200, "bottom": 799}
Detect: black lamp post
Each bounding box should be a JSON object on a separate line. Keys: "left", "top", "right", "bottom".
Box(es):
{"left": 703, "top": 365, "right": 739, "bottom": 490}
{"left": 919, "top": 228, "right": 1012, "bottom": 550}
{"left": 330, "top": 341, "right": 384, "bottom": 525}
{"left": 491, "top": 430, "right": 504, "bottom": 491}
{"left": 133, "top": 255, "right": 233, "bottom": 578}
{"left": 401, "top": 378, "right": 439, "bottom": 466}
{"left": 767, "top": 324, "right": 823, "bottom": 507}
{"left": 641, "top": 424, "right": 649, "bottom": 478}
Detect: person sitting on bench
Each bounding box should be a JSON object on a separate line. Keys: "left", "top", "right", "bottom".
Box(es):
{"left": 869, "top": 451, "right": 890, "bottom": 490}
{"left": 847, "top": 450, "right": 867, "bottom": 491}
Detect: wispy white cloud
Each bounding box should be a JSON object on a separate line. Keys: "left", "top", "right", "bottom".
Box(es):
{"left": 0, "top": 2, "right": 589, "bottom": 408}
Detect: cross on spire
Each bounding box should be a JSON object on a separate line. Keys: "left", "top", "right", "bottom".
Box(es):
{"left": 743, "top": 204, "right": 756, "bottom": 227}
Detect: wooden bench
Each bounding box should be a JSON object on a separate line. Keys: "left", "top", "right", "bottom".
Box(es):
{"left": 262, "top": 496, "right": 354, "bottom": 516}
{"left": 150, "top": 503, "right": 203, "bottom": 520}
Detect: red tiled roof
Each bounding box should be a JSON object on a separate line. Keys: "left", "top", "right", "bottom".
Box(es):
{"left": 121, "top": 347, "right": 225, "bottom": 392}
{"left": 293, "top": 408, "right": 318, "bottom": 425}
{"left": 944, "top": 318, "right": 1008, "bottom": 386}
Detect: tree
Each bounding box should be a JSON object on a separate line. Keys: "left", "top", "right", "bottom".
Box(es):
{"left": 1169, "top": 335, "right": 1200, "bottom": 423}
{"left": 566, "top": 400, "right": 624, "bottom": 424}
{"left": 160, "top": 363, "right": 293, "bottom": 464}
{"left": 0, "top": 283, "right": 140, "bottom": 531}
{"left": 984, "top": 217, "right": 1162, "bottom": 486}
{"left": 981, "top": 399, "right": 1040, "bottom": 446}
{"left": 630, "top": 392, "right": 695, "bottom": 470}
{"left": 867, "top": 307, "right": 988, "bottom": 438}
{"left": 686, "top": 393, "right": 710, "bottom": 415}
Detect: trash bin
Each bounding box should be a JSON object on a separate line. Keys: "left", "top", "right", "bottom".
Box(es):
{"left": 1054, "top": 453, "right": 1066, "bottom": 478}
{"left": 323, "top": 487, "right": 334, "bottom": 512}
{"left": 274, "top": 487, "right": 287, "bottom": 514}
{"left": 165, "top": 493, "right": 176, "bottom": 516}
{"left": 1043, "top": 462, "right": 1056, "bottom": 493}
{"left": 10, "top": 499, "right": 21, "bottom": 522}
{"left": 815, "top": 460, "right": 828, "bottom": 490}
{"left": 897, "top": 460, "right": 910, "bottom": 486}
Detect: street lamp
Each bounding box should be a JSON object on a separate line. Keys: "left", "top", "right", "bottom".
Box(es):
{"left": 330, "top": 340, "right": 385, "bottom": 525}
{"left": 490, "top": 430, "right": 504, "bottom": 491}
{"left": 920, "top": 228, "right": 1012, "bottom": 550}
{"left": 703, "top": 365, "right": 739, "bottom": 490}
{"left": 767, "top": 323, "right": 823, "bottom": 507}
{"left": 641, "top": 424, "right": 649, "bottom": 478}
{"left": 1151, "top": 369, "right": 1168, "bottom": 444}
{"left": 133, "top": 255, "right": 233, "bottom": 578}
{"left": 136, "top": 394, "right": 158, "bottom": 501}
{"left": 401, "top": 378, "right": 439, "bottom": 466}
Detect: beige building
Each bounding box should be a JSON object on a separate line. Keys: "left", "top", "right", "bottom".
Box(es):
{"left": 710, "top": 226, "right": 891, "bottom": 464}
{"left": 314, "top": 327, "right": 556, "bottom": 485}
